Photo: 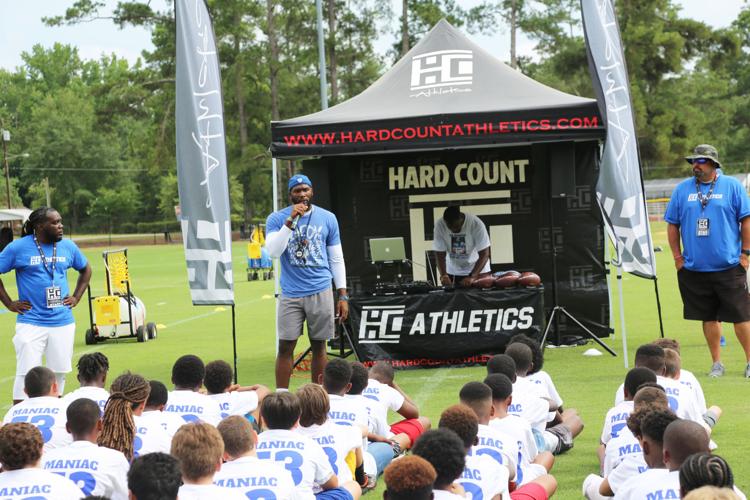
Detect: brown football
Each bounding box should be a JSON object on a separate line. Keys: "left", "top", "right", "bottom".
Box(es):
{"left": 494, "top": 273, "right": 520, "bottom": 288}
{"left": 517, "top": 272, "right": 541, "bottom": 286}
{"left": 472, "top": 276, "right": 496, "bottom": 289}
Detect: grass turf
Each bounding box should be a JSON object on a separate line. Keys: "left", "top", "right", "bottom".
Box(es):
{"left": 0, "top": 223, "right": 747, "bottom": 497}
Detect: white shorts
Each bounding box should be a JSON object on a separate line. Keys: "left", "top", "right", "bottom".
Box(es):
{"left": 13, "top": 322, "right": 76, "bottom": 375}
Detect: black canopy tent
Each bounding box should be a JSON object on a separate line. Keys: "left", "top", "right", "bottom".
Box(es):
{"left": 270, "top": 20, "right": 611, "bottom": 359}
{"left": 271, "top": 20, "right": 604, "bottom": 157}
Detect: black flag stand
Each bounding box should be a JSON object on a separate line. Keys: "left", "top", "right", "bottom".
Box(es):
{"left": 231, "top": 305, "right": 238, "bottom": 384}
{"left": 652, "top": 277, "right": 665, "bottom": 338}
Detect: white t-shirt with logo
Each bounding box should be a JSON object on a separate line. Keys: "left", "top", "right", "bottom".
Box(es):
{"left": 460, "top": 452, "right": 510, "bottom": 500}
{"left": 42, "top": 440, "right": 129, "bottom": 500}
{"left": 256, "top": 429, "right": 334, "bottom": 500}
{"left": 177, "top": 483, "right": 247, "bottom": 500}
{"left": 208, "top": 391, "right": 259, "bottom": 420}
{"left": 600, "top": 400, "right": 634, "bottom": 445}
{"left": 3, "top": 396, "right": 72, "bottom": 451}
{"left": 134, "top": 410, "right": 186, "bottom": 456}
{"left": 606, "top": 456, "right": 648, "bottom": 495}
{"left": 433, "top": 212, "right": 491, "bottom": 276}
{"left": 615, "top": 468, "right": 678, "bottom": 499}
{"left": 525, "top": 370, "right": 563, "bottom": 408}
{"left": 471, "top": 424, "right": 517, "bottom": 473}
{"left": 214, "top": 455, "right": 297, "bottom": 500}
{"left": 164, "top": 390, "right": 222, "bottom": 426}
{"left": 296, "top": 420, "right": 363, "bottom": 485}
{"left": 363, "top": 379, "right": 405, "bottom": 413}
{"left": 62, "top": 386, "right": 110, "bottom": 414}
{"left": 603, "top": 428, "right": 641, "bottom": 477}
{"left": 0, "top": 468, "right": 85, "bottom": 500}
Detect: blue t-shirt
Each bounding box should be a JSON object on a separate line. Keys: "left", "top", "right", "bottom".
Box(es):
{"left": 266, "top": 205, "right": 341, "bottom": 298}
{"left": 0, "top": 236, "right": 88, "bottom": 326}
{"left": 664, "top": 174, "right": 750, "bottom": 271}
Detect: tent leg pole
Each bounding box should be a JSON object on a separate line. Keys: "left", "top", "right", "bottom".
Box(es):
{"left": 272, "top": 157, "right": 280, "bottom": 357}
{"left": 617, "top": 264, "right": 629, "bottom": 368}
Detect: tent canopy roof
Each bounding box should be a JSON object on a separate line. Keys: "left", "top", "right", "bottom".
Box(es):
{"left": 271, "top": 19, "right": 603, "bottom": 158}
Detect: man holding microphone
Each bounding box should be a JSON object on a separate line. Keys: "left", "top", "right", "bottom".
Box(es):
{"left": 265, "top": 175, "right": 348, "bottom": 390}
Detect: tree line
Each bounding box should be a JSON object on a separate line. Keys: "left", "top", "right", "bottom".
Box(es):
{"left": 0, "top": 0, "right": 748, "bottom": 232}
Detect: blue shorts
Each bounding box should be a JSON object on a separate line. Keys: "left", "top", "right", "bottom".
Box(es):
{"left": 316, "top": 487, "right": 354, "bottom": 500}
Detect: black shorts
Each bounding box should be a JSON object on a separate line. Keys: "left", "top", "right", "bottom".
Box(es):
{"left": 677, "top": 265, "right": 750, "bottom": 322}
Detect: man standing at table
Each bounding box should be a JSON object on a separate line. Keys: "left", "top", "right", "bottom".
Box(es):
{"left": 0, "top": 207, "right": 92, "bottom": 403}
{"left": 433, "top": 205, "right": 491, "bottom": 287}
{"left": 665, "top": 144, "right": 750, "bottom": 378}
{"left": 265, "top": 175, "right": 349, "bottom": 389}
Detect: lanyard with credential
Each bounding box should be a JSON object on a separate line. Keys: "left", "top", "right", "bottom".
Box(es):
{"left": 33, "top": 235, "right": 57, "bottom": 285}
{"left": 695, "top": 176, "right": 717, "bottom": 212}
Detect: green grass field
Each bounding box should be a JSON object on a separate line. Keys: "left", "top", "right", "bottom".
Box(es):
{"left": 0, "top": 223, "right": 747, "bottom": 497}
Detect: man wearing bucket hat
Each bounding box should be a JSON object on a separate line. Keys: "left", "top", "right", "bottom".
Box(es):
{"left": 665, "top": 144, "right": 750, "bottom": 378}
{"left": 265, "top": 174, "right": 349, "bottom": 389}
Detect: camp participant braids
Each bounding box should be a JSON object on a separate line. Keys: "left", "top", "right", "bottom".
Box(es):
{"left": 98, "top": 372, "right": 150, "bottom": 460}
{"left": 0, "top": 206, "right": 91, "bottom": 403}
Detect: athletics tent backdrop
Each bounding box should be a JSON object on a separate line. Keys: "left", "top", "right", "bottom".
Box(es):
{"left": 271, "top": 20, "right": 611, "bottom": 358}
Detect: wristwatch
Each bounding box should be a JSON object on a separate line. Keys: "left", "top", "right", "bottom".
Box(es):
{"left": 338, "top": 295, "right": 349, "bottom": 302}
{"left": 742, "top": 249, "right": 750, "bottom": 256}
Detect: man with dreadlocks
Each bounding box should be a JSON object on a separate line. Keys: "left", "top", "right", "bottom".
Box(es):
{"left": 0, "top": 206, "right": 92, "bottom": 403}
{"left": 62, "top": 352, "right": 110, "bottom": 413}
{"left": 98, "top": 372, "right": 151, "bottom": 461}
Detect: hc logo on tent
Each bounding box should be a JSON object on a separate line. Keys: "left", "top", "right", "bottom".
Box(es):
{"left": 410, "top": 50, "right": 473, "bottom": 91}
{"left": 358, "top": 306, "right": 405, "bottom": 344}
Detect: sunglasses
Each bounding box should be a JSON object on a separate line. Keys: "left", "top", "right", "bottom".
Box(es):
{"left": 690, "top": 158, "right": 710, "bottom": 165}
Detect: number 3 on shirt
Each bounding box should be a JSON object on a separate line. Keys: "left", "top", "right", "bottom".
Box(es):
{"left": 11, "top": 415, "right": 54, "bottom": 442}
{"left": 257, "top": 450, "right": 303, "bottom": 485}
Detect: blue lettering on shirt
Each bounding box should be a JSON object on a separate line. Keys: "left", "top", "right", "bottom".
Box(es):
{"left": 0, "top": 236, "right": 87, "bottom": 326}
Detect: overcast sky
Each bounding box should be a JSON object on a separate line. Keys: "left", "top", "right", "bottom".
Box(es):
{"left": 1, "top": 0, "right": 746, "bottom": 71}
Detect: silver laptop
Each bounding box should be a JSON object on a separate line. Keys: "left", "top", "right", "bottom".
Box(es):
{"left": 369, "top": 237, "right": 406, "bottom": 263}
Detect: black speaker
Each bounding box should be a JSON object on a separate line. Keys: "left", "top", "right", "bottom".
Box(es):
{"left": 549, "top": 142, "right": 576, "bottom": 198}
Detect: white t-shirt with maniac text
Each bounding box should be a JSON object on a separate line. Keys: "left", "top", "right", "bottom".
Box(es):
{"left": 42, "top": 440, "right": 129, "bottom": 500}
{"left": 615, "top": 468, "right": 678, "bottom": 500}
{"left": 362, "top": 379, "right": 405, "bottom": 413}
{"left": 134, "top": 410, "right": 186, "bottom": 456}
{"left": 614, "top": 376, "right": 703, "bottom": 423}
{"left": 177, "top": 483, "right": 246, "bottom": 500}
{"left": 346, "top": 393, "right": 390, "bottom": 437}
{"left": 470, "top": 424, "right": 517, "bottom": 474}
{"left": 327, "top": 394, "right": 368, "bottom": 434}
{"left": 208, "top": 391, "right": 259, "bottom": 420}
{"left": 507, "top": 389, "right": 549, "bottom": 432}
{"left": 488, "top": 415, "right": 545, "bottom": 486}
{"left": 607, "top": 456, "right": 648, "bottom": 495}
{"left": 600, "top": 400, "right": 634, "bottom": 445}
{"left": 433, "top": 212, "right": 491, "bottom": 276}
{"left": 3, "top": 396, "right": 72, "bottom": 451}
{"left": 62, "top": 386, "right": 110, "bottom": 414}
{"left": 214, "top": 455, "right": 297, "bottom": 500}
{"left": 164, "top": 390, "right": 222, "bottom": 426}
{"left": 296, "top": 420, "right": 363, "bottom": 485}
{"left": 256, "top": 429, "right": 334, "bottom": 500}
{"left": 603, "top": 428, "right": 641, "bottom": 477}
{"left": 460, "top": 453, "right": 510, "bottom": 500}
{"left": 0, "top": 468, "right": 85, "bottom": 500}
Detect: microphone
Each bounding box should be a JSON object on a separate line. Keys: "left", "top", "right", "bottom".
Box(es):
{"left": 290, "top": 200, "right": 309, "bottom": 230}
